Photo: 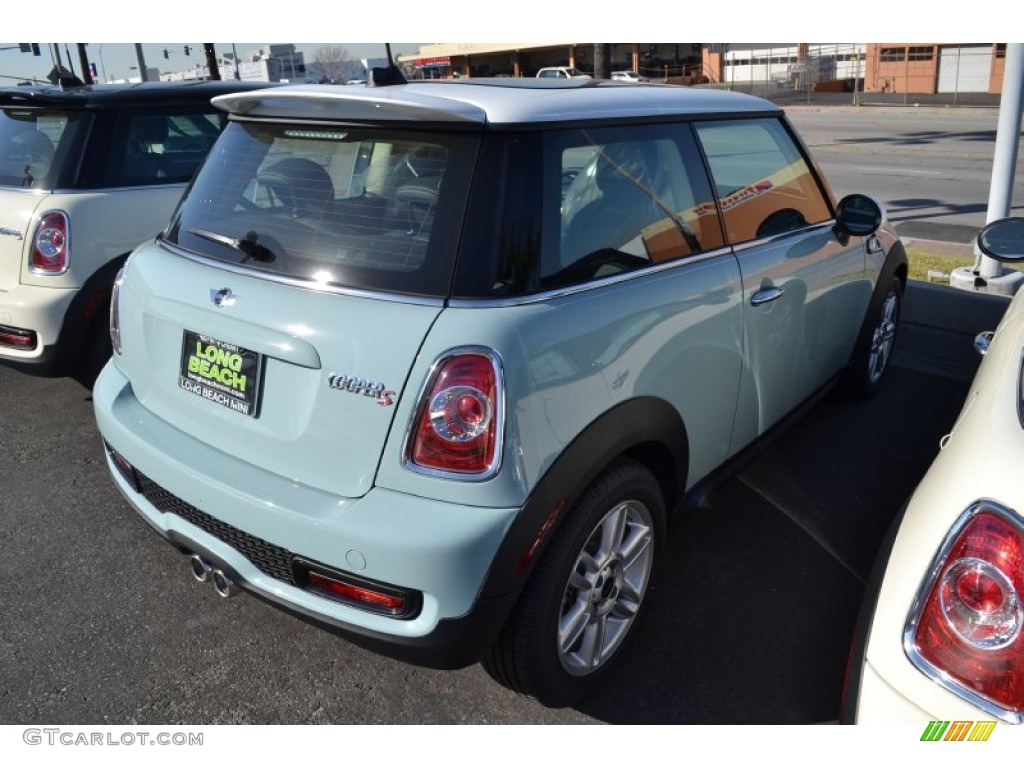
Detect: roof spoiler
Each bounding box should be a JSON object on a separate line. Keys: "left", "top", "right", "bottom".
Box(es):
{"left": 369, "top": 43, "right": 407, "bottom": 87}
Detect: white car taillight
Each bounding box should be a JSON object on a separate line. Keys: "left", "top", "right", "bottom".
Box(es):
{"left": 109, "top": 267, "right": 124, "bottom": 355}
{"left": 906, "top": 501, "right": 1024, "bottom": 721}
{"left": 406, "top": 348, "right": 504, "bottom": 478}
{"left": 30, "top": 211, "right": 70, "bottom": 274}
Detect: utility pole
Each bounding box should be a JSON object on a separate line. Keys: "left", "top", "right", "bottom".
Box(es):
{"left": 133, "top": 43, "right": 148, "bottom": 82}
{"left": 203, "top": 44, "right": 221, "bottom": 80}
{"left": 77, "top": 43, "right": 93, "bottom": 85}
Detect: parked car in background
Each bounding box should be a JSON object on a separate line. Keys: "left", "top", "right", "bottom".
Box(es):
{"left": 95, "top": 77, "right": 906, "bottom": 707}
{"left": 844, "top": 218, "right": 1024, "bottom": 725}
{"left": 611, "top": 70, "right": 650, "bottom": 82}
{"left": 536, "top": 66, "right": 591, "bottom": 79}
{"left": 0, "top": 80, "right": 275, "bottom": 386}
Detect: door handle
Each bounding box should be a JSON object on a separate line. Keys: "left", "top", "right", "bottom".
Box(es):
{"left": 750, "top": 286, "right": 784, "bottom": 306}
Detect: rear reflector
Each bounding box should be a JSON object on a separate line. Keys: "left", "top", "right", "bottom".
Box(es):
{"left": 294, "top": 559, "right": 419, "bottom": 618}
{"left": 104, "top": 441, "right": 139, "bottom": 492}
{"left": 0, "top": 324, "right": 37, "bottom": 350}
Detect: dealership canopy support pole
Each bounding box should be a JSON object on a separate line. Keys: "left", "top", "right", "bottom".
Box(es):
{"left": 950, "top": 43, "right": 1024, "bottom": 296}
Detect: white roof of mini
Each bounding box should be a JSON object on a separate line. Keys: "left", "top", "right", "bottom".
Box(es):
{"left": 213, "top": 79, "right": 778, "bottom": 126}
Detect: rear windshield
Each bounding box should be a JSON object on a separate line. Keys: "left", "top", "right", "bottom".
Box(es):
{"left": 0, "top": 108, "right": 82, "bottom": 189}
{"left": 165, "top": 120, "right": 478, "bottom": 298}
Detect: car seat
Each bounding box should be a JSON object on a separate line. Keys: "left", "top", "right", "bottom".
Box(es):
{"left": 123, "top": 117, "right": 171, "bottom": 182}
{"left": 257, "top": 157, "right": 335, "bottom": 218}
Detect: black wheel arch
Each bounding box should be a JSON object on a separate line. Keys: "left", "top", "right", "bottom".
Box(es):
{"left": 871, "top": 239, "right": 908, "bottom": 313}
{"left": 848, "top": 239, "right": 908, "bottom": 364}
{"left": 57, "top": 254, "right": 129, "bottom": 372}
{"left": 478, "top": 395, "right": 688, "bottom": 600}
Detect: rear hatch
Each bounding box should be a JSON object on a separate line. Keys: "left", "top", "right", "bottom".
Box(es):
{"left": 116, "top": 116, "right": 480, "bottom": 498}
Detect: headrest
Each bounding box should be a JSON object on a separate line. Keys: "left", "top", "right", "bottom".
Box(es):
{"left": 257, "top": 157, "right": 334, "bottom": 204}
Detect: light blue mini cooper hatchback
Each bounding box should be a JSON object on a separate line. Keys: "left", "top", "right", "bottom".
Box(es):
{"left": 95, "top": 76, "right": 906, "bottom": 706}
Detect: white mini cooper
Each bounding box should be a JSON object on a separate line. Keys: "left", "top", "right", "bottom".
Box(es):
{"left": 844, "top": 219, "right": 1024, "bottom": 725}
{"left": 0, "top": 81, "right": 273, "bottom": 386}
{"left": 95, "top": 76, "right": 906, "bottom": 706}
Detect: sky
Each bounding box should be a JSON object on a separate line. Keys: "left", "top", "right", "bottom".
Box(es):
{"left": 1, "top": 2, "right": 978, "bottom": 85}
{"left": 0, "top": 43, "right": 423, "bottom": 85}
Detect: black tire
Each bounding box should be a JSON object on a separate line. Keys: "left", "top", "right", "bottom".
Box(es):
{"left": 845, "top": 276, "right": 902, "bottom": 399}
{"left": 74, "top": 314, "right": 112, "bottom": 390}
{"left": 483, "top": 458, "right": 666, "bottom": 707}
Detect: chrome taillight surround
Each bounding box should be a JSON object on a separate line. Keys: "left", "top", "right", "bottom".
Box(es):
{"left": 402, "top": 346, "right": 506, "bottom": 481}
{"left": 904, "top": 499, "right": 1024, "bottom": 723}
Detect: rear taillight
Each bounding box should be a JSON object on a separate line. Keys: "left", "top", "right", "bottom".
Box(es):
{"left": 109, "top": 267, "right": 124, "bottom": 355}
{"left": 906, "top": 501, "right": 1024, "bottom": 721}
{"left": 406, "top": 348, "right": 504, "bottom": 478}
{"left": 30, "top": 211, "right": 70, "bottom": 274}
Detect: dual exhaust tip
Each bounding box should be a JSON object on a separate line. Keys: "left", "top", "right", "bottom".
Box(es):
{"left": 189, "top": 554, "right": 238, "bottom": 598}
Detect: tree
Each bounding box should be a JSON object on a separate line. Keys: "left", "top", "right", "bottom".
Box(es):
{"left": 312, "top": 44, "right": 350, "bottom": 84}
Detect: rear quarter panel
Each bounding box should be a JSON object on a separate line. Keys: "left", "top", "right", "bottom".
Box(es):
{"left": 20, "top": 186, "right": 187, "bottom": 289}
{"left": 376, "top": 253, "right": 745, "bottom": 508}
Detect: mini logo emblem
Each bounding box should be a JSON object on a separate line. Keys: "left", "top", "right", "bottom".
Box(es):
{"left": 210, "top": 288, "right": 238, "bottom": 308}
{"left": 327, "top": 373, "right": 395, "bottom": 406}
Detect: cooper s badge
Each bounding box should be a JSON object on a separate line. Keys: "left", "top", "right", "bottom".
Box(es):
{"left": 327, "top": 373, "right": 395, "bottom": 407}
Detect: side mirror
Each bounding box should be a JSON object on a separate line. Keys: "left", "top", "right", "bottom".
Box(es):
{"left": 978, "top": 217, "right": 1024, "bottom": 263}
{"left": 834, "top": 193, "right": 883, "bottom": 238}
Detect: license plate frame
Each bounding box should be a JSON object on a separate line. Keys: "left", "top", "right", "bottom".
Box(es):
{"left": 178, "top": 330, "right": 263, "bottom": 418}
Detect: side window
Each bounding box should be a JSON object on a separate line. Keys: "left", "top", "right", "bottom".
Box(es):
{"left": 111, "top": 109, "right": 226, "bottom": 186}
{"left": 162, "top": 111, "right": 226, "bottom": 182}
{"left": 545, "top": 125, "right": 726, "bottom": 289}
{"left": 694, "top": 118, "right": 831, "bottom": 243}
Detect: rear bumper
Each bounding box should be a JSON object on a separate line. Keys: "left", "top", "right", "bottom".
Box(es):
{"left": 94, "top": 361, "right": 522, "bottom": 668}
{"left": 0, "top": 283, "right": 77, "bottom": 368}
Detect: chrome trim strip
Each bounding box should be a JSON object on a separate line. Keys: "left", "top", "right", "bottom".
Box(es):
{"left": 0, "top": 183, "right": 188, "bottom": 195}
{"left": 157, "top": 240, "right": 446, "bottom": 308}
{"left": 728, "top": 221, "right": 838, "bottom": 256}
{"left": 447, "top": 247, "right": 735, "bottom": 309}
{"left": 402, "top": 346, "right": 506, "bottom": 482}
{"left": 903, "top": 499, "right": 1024, "bottom": 724}
{"left": 0, "top": 186, "right": 49, "bottom": 196}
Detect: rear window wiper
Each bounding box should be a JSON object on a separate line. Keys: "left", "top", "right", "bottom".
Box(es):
{"left": 188, "top": 228, "right": 277, "bottom": 263}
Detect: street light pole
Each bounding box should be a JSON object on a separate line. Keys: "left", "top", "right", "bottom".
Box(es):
{"left": 979, "top": 43, "right": 1024, "bottom": 280}
{"left": 950, "top": 43, "right": 1024, "bottom": 295}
